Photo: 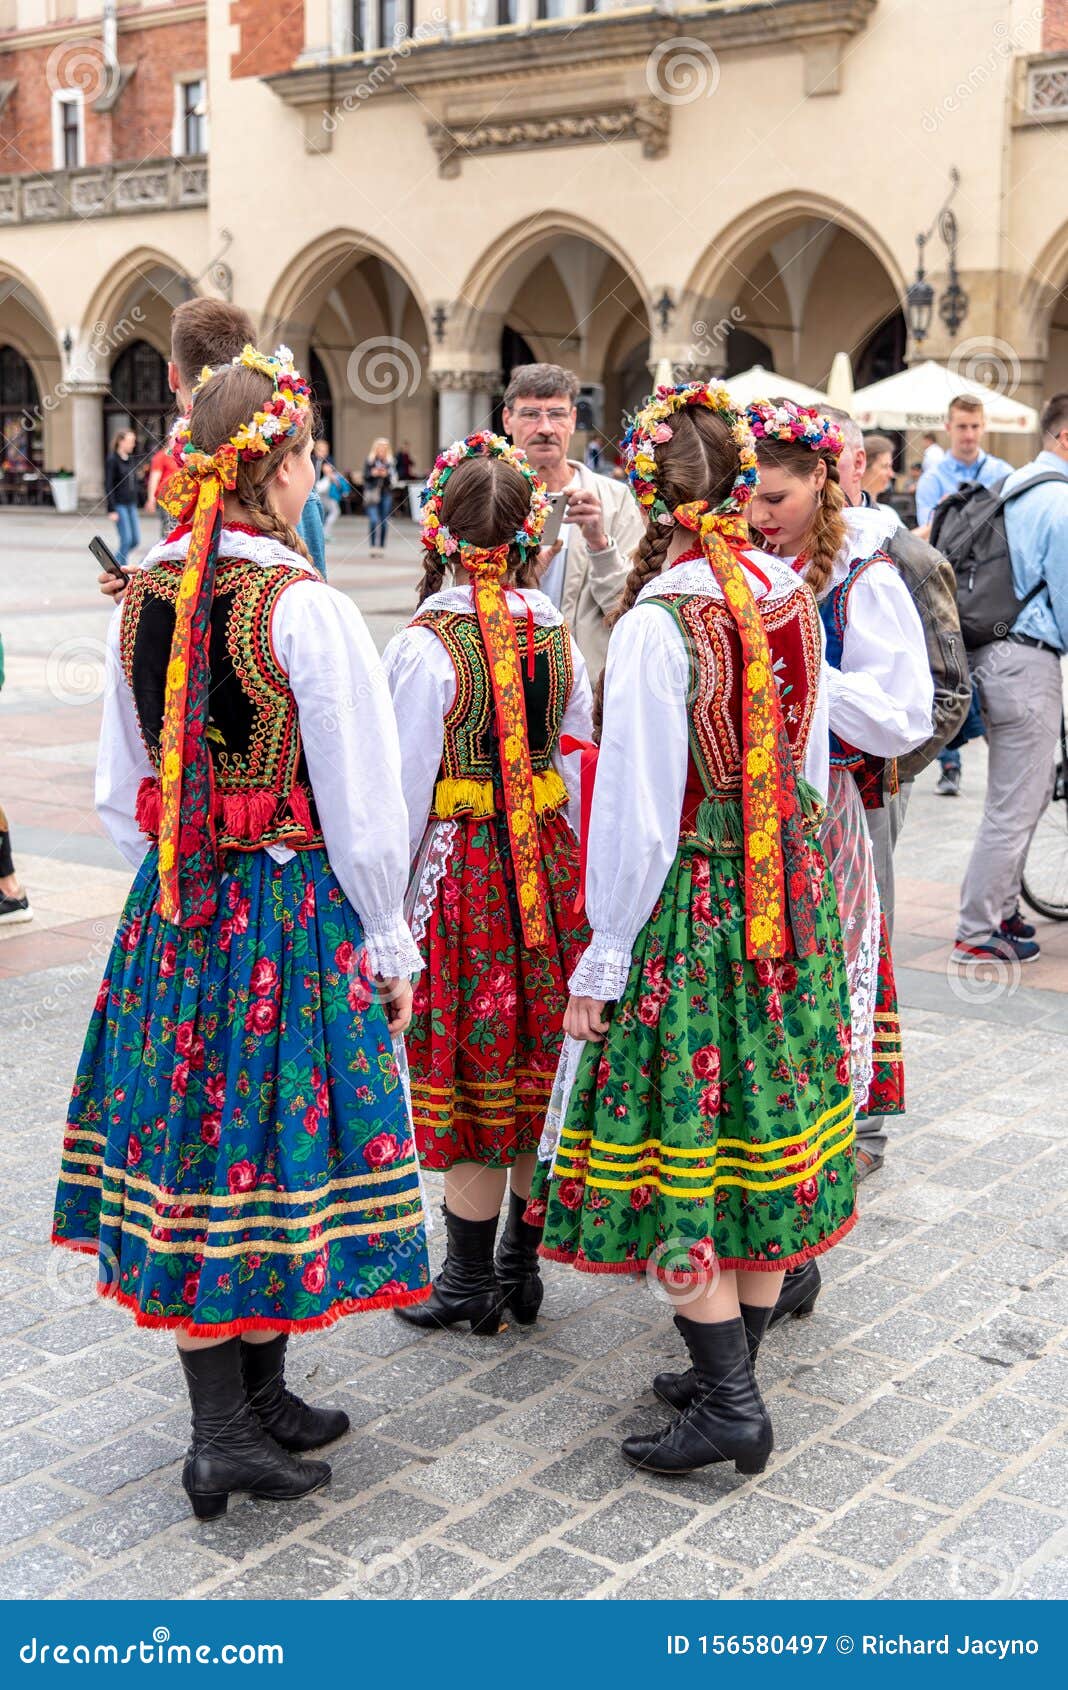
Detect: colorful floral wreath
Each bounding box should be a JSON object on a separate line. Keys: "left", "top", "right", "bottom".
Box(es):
{"left": 421, "top": 430, "right": 549, "bottom": 562}
{"left": 621, "top": 380, "right": 758, "bottom": 526}
{"left": 173, "top": 344, "right": 312, "bottom": 465}
{"left": 746, "top": 398, "right": 844, "bottom": 458}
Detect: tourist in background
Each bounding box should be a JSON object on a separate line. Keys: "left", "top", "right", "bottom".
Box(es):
{"left": 363, "top": 436, "right": 397, "bottom": 555}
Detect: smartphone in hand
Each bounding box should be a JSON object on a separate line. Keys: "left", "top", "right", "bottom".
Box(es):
{"left": 541, "top": 491, "right": 568, "bottom": 548}
{"left": 89, "top": 535, "right": 128, "bottom": 585}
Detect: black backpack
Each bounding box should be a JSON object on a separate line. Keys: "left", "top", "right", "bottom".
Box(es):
{"left": 928, "top": 471, "right": 1065, "bottom": 649}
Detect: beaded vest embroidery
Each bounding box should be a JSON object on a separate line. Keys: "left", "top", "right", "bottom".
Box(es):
{"left": 120, "top": 557, "right": 324, "bottom": 854}
{"left": 411, "top": 610, "right": 573, "bottom": 819}
{"left": 820, "top": 555, "right": 898, "bottom": 811}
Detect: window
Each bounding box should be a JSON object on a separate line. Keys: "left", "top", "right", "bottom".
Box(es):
{"left": 352, "top": 0, "right": 412, "bottom": 49}
{"left": 537, "top": 0, "right": 598, "bottom": 16}
{"left": 497, "top": 0, "right": 519, "bottom": 22}
{"left": 175, "top": 78, "right": 207, "bottom": 156}
{"left": 51, "top": 91, "right": 83, "bottom": 170}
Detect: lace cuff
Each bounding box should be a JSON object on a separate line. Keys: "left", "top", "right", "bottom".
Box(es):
{"left": 568, "top": 930, "right": 634, "bottom": 1002}
{"left": 361, "top": 913, "right": 423, "bottom": 980}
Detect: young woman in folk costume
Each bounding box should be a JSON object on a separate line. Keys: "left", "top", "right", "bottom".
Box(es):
{"left": 52, "top": 348, "right": 430, "bottom": 1518}
{"left": 744, "top": 397, "right": 932, "bottom": 1321}
{"left": 532, "top": 383, "right": 855, "bottom": 1477}
{"left": 383, "top": 434, "right": 592, "bottom": 1335}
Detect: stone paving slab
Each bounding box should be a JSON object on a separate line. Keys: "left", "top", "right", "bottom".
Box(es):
{"left": 1, "top": 514, "right": 1066, "bottom": 1600}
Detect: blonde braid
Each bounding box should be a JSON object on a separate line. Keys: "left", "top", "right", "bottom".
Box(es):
{"left": 416, "top": 554, "right": 448, "bottom": 605}
{"left": 804, "top": 461, "right": 847, "bottom": 598}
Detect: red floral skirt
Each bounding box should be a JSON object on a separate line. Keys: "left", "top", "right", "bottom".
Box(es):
{"left": 862, "top": 916, "right": 905, "bottom": 1118}
{"left": 408, "top": 813, "right": 588, "bottom": 1169}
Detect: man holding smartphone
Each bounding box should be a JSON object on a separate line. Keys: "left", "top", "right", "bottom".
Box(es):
{"left": 502, "top": 363, "right": 643, "bottom": 675}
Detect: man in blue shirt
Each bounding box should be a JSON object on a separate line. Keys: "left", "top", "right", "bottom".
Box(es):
{"left": 914, "top": 394, "right": 1013, "bottom": 531}
{"left": 954, "top": 392, "right": 1068, "bottom": 965}
{"left": 917, "top": 396, "right": 1013, "bottom": 796}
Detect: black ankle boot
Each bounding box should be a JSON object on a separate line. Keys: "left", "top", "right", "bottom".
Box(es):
{"left": 179, "top": 1338, "right": 331, "bottom": 1519}
{"left": 653, "top": 1302, "right": 775, "bottom": 1411}
{"left": 768, "top": 1258, "right": 821, "bottom": 1327}
{"left": 625, "top": 1315, "right": 773, "bottom": 1476}
{"left": 494, "top": 1189, "right": 544, "bottom": 1325}
{"left": 394, "top": 1208, "right": 503, "bottom": 1335}
{"left": 241, "top": 1334, "right": 350, "bottom": 1453}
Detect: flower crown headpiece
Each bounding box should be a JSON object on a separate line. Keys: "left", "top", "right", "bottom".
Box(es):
{"left": 420, "top": 430, "right": 549, "bottom": 563}
{"left": 621, "top": 380, "right": 758, "bottom": 527}
{"left": 175, "top": 344, "right": 312, "bottom": 466}
{"left": 746, "top": 398, "right": 844, "bottom": 458}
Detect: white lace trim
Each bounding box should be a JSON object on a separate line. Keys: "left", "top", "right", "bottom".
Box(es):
{"left": 404, "top": 820, "right": 458, "bottom": 944}
{"left": 841, "top": 502, "right": 900, "bottom": 558}
{"left": 360, "top": 916, "right": 423, "bottom": 981}
{"left": 635, "top": 551, "right": 800, "bottom": 608}
{"left": 819, "top": 765, "right": 879, "bottom": 1112}
{"left": 568, "top": 931, "right": 634, "bottom": 1002}
{"left": 137, "top": 526, "right": 318, "bottom": 576}
{"left": 417, "top": 584, "right": 564, "bottom": 626}
{"left": 536, "top": 1033, "right": 587, "bottom": 1169}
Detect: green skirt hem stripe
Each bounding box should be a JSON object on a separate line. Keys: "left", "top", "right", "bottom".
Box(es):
{"left": 538, "top": 1207, "right": 857, "bottom": 1278}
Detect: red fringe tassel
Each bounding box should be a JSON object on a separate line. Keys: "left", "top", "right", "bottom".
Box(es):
{"left": 538, "top": 1208, "right": 857, "bottom": 1278}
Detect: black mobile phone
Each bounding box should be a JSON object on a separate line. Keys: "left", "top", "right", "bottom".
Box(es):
{"left": 89, "top": 535, "right": 128, "bottom": 582}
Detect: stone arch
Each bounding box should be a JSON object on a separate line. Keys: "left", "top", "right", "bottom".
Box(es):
{"left": 0, "top": 264, "right": 63, "bottom": 465}
{"left": 80, "top": 246, "right": 196, "bottom": 376}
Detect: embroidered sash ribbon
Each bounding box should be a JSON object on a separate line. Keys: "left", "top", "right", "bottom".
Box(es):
{"left": 154, "top": 444, "right": 239, "bottom": 927}
{"left": 674, "top": 501, "right": 789, "bottom": 959}
{"left": 462, "top": 541, "right": 551, "bottom": 949}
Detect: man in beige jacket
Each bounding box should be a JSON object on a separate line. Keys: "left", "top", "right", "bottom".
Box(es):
{"left": 502, "top": 363, "right": 644, "bottom": 676}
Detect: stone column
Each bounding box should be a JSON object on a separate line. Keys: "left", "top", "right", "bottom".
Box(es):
{"left": 429, "top": 370, "right": 503, "bottom": 450}
{"left": 69, "top": 382, "right": 107, "bottom": 508}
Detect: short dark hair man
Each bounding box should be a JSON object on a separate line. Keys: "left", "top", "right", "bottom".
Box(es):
{"left": 914, "top": 395, "right": 1012, "bottom": 532}
{"left": 502, "top": 363, "right": 643, "bottom": 675}
{"left": 954, "top": 391, "right": 1068, "bottom": 965}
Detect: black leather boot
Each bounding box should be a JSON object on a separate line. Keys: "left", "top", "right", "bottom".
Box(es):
{"left": 494, "top": 1188, "right": 544, "bottom": 1325}
{"left": 768, "top": 1258, "right": 821, "bottom": 1327}
{"left": 653, "top": 1302, "right": 775, "bottom": 1411}
{"left": 394, "top": 1208, "right": 502, "bottom": 1335}
{"left": 178, "top": 1338, "right": 331, "bottom": 1519}
{"left": 241, "top": 1334, "right": 350, "bottom": 1453}
{"left": 624, "top": 1315, "right": 773, "bottom": 1476}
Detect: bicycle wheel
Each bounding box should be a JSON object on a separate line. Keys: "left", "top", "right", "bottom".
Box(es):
{"left": 1021, "top": 745, "right": 1068, "bottom": 921}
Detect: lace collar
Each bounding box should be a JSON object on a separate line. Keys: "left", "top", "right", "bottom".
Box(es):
{"left": 635, "top": 550, "right": 799, "bottom": 606}
{"left": 137, "top": 524, "right": 317, "bottom": 576}
{"left": 416, "top": 584, "right": 564, "bottom": 627}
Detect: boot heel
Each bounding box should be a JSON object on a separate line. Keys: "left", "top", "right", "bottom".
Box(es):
{"left": 734, "top": 1453, "right": 769, "bottom": 1476}
{"left": 469, "top": 1302, "right": 503, "bottom": 1336}
{"left": 792, "top": 1293, "right": 820, "bottom": 1319}
{"left": 188, "top": 1490, "right": 229, "bottom": 1520}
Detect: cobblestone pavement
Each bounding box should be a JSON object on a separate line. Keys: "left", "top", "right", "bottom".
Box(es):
{"left": 2, "top": 513, "right": 1066, "bottom": 1600}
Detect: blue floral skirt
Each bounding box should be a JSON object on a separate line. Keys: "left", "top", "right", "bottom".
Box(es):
{"left": 52, "top": 847, "right": 431, "bottom": 1336}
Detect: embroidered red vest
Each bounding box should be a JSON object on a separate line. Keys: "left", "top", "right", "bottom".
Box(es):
{"left": 644, "top": 583, "right": 822, "bottom": 829}
{"left": 411, "top": 609, "right": 574, "bottom": 820}
{"left": 120, "top": 555, "right": 325, "bottom": 853}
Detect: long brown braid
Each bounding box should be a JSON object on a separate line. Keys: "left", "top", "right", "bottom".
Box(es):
{"left": 752, "top": 436, "right": 846, "bottom": 599}
{"left": 416, "top": 455, "right": 538, "bottom": 605}
{"left": 592, "top": 405, "right": 742, "bottom": 731}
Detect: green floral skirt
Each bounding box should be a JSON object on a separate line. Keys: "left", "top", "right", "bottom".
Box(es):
{"left": 531, "top": 839, "right": 857, "bottom": 1280}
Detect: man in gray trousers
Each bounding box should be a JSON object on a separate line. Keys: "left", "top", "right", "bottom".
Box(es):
{"left": 953, "top": 393, "right": 1068, "bottom": 966}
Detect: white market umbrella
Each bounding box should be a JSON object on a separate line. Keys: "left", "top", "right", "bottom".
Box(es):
{"left": 824, "top": 351, "right": 855, "bottom": 410}
{"left": 851, "top": 359, "right": 1037, "bottom": 435}
{"left": 723, "top": 365, "right": 832, "bottom": 408}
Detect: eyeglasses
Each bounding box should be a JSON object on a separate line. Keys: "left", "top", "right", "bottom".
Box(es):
{"left": 512, "top": 407, "right": 573, "bottom": 424}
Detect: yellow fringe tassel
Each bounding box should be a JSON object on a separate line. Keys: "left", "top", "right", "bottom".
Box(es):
{"left": 433, "top": 768, "right": 569, "bottom": 820}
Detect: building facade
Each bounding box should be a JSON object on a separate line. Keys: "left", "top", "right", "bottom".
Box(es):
{"left": 1, "top": 0, "right": 1068, "bottom": 501}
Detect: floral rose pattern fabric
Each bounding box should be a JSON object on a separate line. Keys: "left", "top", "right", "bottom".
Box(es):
{"left": 408, "top": 813, "right": 588, "bottom": 1169}
{"left": 53, "top": 848, "right": 431, "bottom": 1334}
{"left": 535, "top": 840, "right": 857, "bottom": 1278}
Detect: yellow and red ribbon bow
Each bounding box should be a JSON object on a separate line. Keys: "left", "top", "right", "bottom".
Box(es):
{"left": 459, "top": 540, "right": 551, "bottom": 949}
{"left": 155, "top": 444, "right": 239, "bottom": 927}
{"left": 673, "top": 502, "right": 789, "bottom": 960}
